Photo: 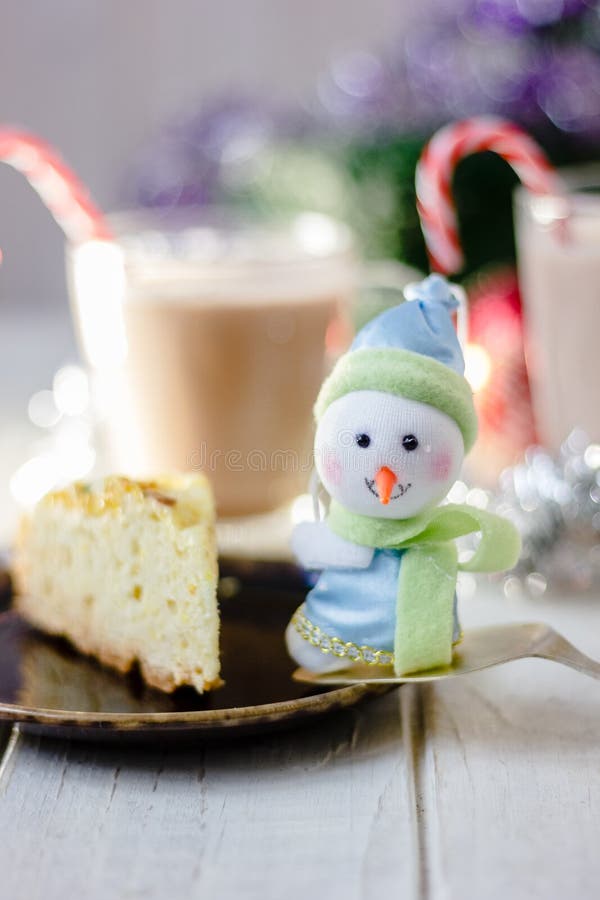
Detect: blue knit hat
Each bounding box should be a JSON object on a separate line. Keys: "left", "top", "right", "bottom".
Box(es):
{"left": 315, "top": 275, "right": 477, "bottom": 451}
{"left": 350, "top": 275, "right": 465, "bottom": 374}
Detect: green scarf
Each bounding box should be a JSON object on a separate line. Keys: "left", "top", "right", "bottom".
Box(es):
{"left": 327, "top": 500, "right": 521, "bottom": 675}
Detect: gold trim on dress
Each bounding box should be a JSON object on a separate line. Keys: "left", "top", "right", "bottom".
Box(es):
{"left": 292, "top": 605, "right": 463, "bottom": 668}
{"left": 291, "top": 606, "right": 394, "bottom": 667}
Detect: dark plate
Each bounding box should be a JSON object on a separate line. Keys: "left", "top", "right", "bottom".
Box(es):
{"left": 0, "top": 564, "right": 386, "bottom": 742}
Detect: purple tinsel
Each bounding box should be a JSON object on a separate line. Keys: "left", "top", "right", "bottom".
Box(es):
{"left": 533, "top": 45, "right": 600, "bottom": 137}
{"left": 130, "top": 97, "right": 290, "bottom": 211}
{"left": 130, "top": 0, "right": 600, "bottom": 211}
{"left": 318, "top": 0, "right": 600, "bottom": 138}
{"left": 469, "top": 0, "right": 590, "bottom": 33}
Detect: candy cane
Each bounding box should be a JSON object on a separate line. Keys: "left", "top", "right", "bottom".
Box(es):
{"left": 416, "top": 116, "right": 567, "bottom": 275}
{"left": 0, "top": 127, "right": 112, "bottom": 245}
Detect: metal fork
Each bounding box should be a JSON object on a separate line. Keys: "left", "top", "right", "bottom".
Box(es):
{"left": 293, "top": 621, "right": 600, "bottom": 685}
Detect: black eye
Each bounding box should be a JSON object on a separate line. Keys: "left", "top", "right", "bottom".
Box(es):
{"left": 402, "top": 434, "right": 419, "bottom": 452}
{"left": 356, "top": 433, "right": 371, "bottom": 448}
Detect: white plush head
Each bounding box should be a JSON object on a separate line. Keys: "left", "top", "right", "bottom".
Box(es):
{"left": 314, "top": 389, "right": 464, "bottom": 518}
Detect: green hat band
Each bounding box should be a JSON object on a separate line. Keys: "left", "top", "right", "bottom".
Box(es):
{"left": 314, "top": 347, "right": 478, "bottom": 452}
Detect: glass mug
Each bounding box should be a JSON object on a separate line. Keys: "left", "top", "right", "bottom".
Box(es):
{"left": 67, "top": 210, "right": 416, "bottom": 518}
{"left": 515, "top": 170, "right": 600, "bottom": 452}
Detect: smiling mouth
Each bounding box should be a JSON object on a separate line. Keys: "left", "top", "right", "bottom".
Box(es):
{"left": 365, "top": 478, "right": 412, "bottom": 501}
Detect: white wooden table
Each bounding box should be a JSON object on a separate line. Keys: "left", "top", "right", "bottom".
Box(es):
{"left": 2, "top": 315, "right": 600, "bottom": 898}
{"left": 0, "top": 582, "right": 599, "bottom": 900}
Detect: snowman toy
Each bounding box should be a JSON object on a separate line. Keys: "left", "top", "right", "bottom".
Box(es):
{"left": 286, "top": 275, "right": 521, "bottom": 677}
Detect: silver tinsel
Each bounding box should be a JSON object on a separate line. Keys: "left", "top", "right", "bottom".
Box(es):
{"left": 492, "top": 430, "right": 600, "bottom": 594}
{"left": 452, "top": 430, "right": 600, "bottom": 597}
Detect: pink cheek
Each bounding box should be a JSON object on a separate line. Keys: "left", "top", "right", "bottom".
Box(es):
{"left": 322, "top": 451, "right": 343, "bottom": 487}
{"left": 430, "top": 450, "right": 453, "bottom": 482}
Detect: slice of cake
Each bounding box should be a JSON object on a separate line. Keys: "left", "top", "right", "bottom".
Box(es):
{"left": 13, "top": 474, "right": 220, "bottom": 693}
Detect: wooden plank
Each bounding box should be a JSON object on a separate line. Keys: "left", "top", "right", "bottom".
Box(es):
{"left": 0, "top": 723, "right": 13, "bottom": 763}
{"left": 0, "top": 689, "right": 421, "bottom": 900}
{"left": 4, "top": 579, "right": 599, "bottom": 900}
{"left": 420, "top": 584, "right": 600, "bottom": 900}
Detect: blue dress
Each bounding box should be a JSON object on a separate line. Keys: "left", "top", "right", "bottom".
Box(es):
{"left": 304, "top": 548, "right": 460, "bottom": 651}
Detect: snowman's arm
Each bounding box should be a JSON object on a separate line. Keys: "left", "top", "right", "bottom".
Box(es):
{"left": 291, "top": 521, "right": 374, "bottom": 570}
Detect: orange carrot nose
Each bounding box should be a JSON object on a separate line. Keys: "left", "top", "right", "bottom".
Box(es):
{"left": 374, "top": 466, "right": 397, "bottom": 505}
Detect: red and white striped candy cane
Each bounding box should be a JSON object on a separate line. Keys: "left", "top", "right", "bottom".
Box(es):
{"left": 416, "top": 116, "right": 566, "bottom": 275}
{"left": 0, "top": 127, "right": 112, "bottom": 245}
